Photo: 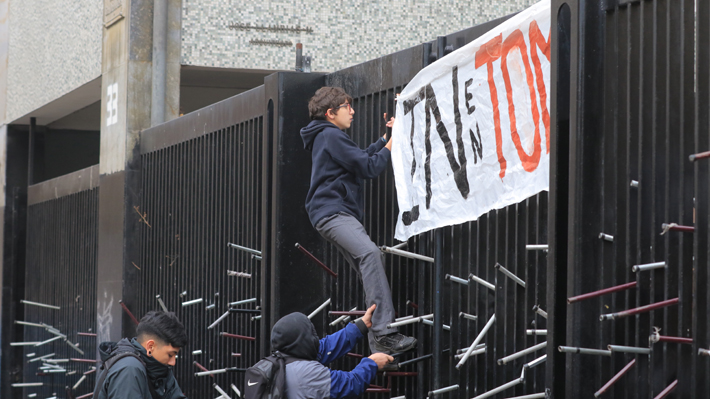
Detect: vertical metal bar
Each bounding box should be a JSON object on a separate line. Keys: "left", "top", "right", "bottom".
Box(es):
{"left": 431, "top": 30, "right": 444, "bottom": 394}
{"left": 601, "top": 2, "right": 620, "bottom": 393}
{"left": 638, "top": 3, "right": 655, "bottom": 396}
{"left": 548, "top": 3, "right": 573, "bottom": 398}
{"left": 28, "top": 117, "right": 36, "bottom": 185}
{"left": 694, "top": 0, "right": 710, "bottom": 396}
{"left": 433, "top": 228, "right": 443, "bottom": 391}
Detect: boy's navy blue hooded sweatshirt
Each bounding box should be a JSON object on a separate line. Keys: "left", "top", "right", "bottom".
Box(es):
{"left": 300, "top": 120, "right": 390, "bottom": 226}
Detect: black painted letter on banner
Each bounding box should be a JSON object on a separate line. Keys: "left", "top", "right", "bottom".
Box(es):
{"left": 424, "top": 82, "right": 470, "bottom": 209}
{"left": 470, "top": 122, "right": 483, "bottom": 164}
{"left": 464, "top": 78, "right": 476, "bottom": 114}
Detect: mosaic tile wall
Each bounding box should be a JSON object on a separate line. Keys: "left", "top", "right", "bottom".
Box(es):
{"left": 6, "top": 0, "right": 102, "bottom": 123}
{"left": 181, "top": 0, "right": 540, "bottom": 72}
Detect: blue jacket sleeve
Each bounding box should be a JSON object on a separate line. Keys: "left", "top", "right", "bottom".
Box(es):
{"left": 317, "top": 323, "right": 364, "bottom": 365}
{"left": 365, "top": 137, "right": 386, "bottom": 156}
{"left": 329, "top": 358, "right": 378, "bottom": 398}
{"left": 324, "top": 130, "right": 391, "bottom": 179}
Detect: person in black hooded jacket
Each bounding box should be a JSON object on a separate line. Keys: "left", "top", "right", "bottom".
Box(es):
{"left": 300, "top": 87, "right": 416, "bottom": 356}
{"left": 271, "top": 304, "right": 392, "bottom": 398}
{"left": 94, "top": 311, "right": 187, "bottom": 399}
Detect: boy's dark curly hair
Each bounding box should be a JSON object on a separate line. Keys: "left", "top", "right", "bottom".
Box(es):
{"left": 308, "top": 87, "right": 353, "bottom": 120}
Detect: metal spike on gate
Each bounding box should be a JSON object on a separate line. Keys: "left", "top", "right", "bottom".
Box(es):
{"left": 445, "top": 274, "right": 469, "bottom": 285}
{"left": 156, "top": 295, "right": 169, "bottom": 312}
{"left": 459, "top": 312, "right": 478, "bottom": 321}
{"left": 567, "top": 281, "right": 637, "bottom": 304}
{"left": 526, "top": 329, "right": 547, "bottom": 336}
{"left": 468, "top": 273, "right": 496, "bottom": 291}
{"left": 598, "top": 233, "right": 614, "bottom": 242}
{"left": 227, "top": 242, "right": 261, "bottom": 256}
{"left": 525, "top": 244, "right": 548, "bottom": 251}
{"left": 660, "top": 223, "right": 694, "bottom": 234}
{"left": 307, "top": 299, "right": 331, "bottom": 319}
{"left": 119, "top": 300, "right": 140, "bottom": 325}
{"left": 653, "top": 380, "right": 678, "bottom": 399}
{"left": 330, "top": 307, "right": 357, "bottom": 326}
{"left": 207, "top": 311, "right": 230, "bottom": 329}
{"left": 593, "top": 359, "right": 635, "bottom": 397}
{"left": 21, "top": 299, "right": 60, "bottom": 310}
{"left": 607, "top": 345, "right": 651, "bottom": 355}
{"left": 213, "top": 383, "right": 232, "bottom": 399}
{"left": 599, "top": 298, "right": 679, "bottom": 321}
{"left": 471, "top": 375, "right": 524, "bottom": 399}
{"left": 498, "top": 341, "right": 547, "bottom": 365}
{"left": 294, "top": 243, "right": 338, "bottom": 278}
{"left": 387, "top": 314, "right": 433, "bottom": 328}
{"left": 456, "top": 314, "right": 495, "bottom": 369}
{"left": 532, "top": 305, "right": 548, "bottom": 319}
{"left": 428, "top": 384, "right": 458, "bottom": 396}
{"left": 688, "top": 150, "right": 710, "bottom": 162}
{"left": 632, "top": 261, "right": 666, "bottom": 273}
{"left": 380, "top": 245, "right": 435, "bottom": 263}
{"left": 494, "top": 263, "right": 525, "bottom": 288}
{"left": 227, "top": 271, "right": 252, "bottom": 278}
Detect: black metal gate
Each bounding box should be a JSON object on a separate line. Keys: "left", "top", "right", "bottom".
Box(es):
{"left": 21, "top": 166, "right": 100, "bottom": 399}
{"left": 548, "top": 0, "right": 704, "bottom": 397}
{"left": 136, "top": 87, "right": 267, "bottom": 397}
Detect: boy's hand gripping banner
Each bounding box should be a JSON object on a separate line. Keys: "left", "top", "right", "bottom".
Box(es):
{"left": 391, "top": 0, "right": 551, "bottom": 240}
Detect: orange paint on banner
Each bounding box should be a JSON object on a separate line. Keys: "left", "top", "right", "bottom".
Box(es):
{"left": 501, "top": 29, "right": 542, "bottom": 173}
{"left": 475, "top": 34, "right": 505, "bottom": 178}
{"left": 529, "top": 20, "right": 551, "bottom": 154}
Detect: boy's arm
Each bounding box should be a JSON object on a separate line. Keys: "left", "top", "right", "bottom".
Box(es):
{"left": 365, "top": 136, "right": 387, "bottom": 156}
{"left": 317, "top": 320, "right": 368, "bottom": 365}
{"left": 325, "top": 131, "right": 391, "bottom": 179}
{"left": 328, "top": 358, "right": 378, "bottom": 398}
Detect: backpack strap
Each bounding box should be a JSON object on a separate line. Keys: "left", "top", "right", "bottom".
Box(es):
{"left": 93, "top": 351, "right": 161, "bottom": 399}
{"left": 274, "top": 351, "right": 301, "bottom": 365}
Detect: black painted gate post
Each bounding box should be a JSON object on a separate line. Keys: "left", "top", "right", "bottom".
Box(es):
{"left": 262, "top": 72, "right": 327, "bottom": 342}
{"left": 547, "top": 1, "right": 576, "bottom": 398}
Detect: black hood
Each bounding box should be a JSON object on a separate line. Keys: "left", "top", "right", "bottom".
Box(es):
{"left": 98, "top": 338, "right": 171, "bottom": 381}
{"left": 99, "top": 338, "right": 136, "bottom": 362}
{"left": 300, "top": 120, "right": 338, "bottom": 151}
{"left": 270, "top": 312, "right": 320, "bottom": 360}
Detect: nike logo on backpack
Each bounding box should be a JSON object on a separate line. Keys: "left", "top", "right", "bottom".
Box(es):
{"left": 247, "top": 380, "right": 258, "bottom": 386}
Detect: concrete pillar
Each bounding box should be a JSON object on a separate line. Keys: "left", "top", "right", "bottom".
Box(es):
{"left": 151, "top": 0, "right": 181, "bottom": 125}
{"left": 96, "top": 0, "right": 180, "bottom": 343}
{"left": 96, "top": 0, "right": 152, "bottom": 343}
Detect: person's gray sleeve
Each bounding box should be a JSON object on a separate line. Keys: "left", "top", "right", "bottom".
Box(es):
{"left": 285, "top": 361, "right": 331, "bottom": 399}
{"left": 104, "top": 358, "right": 152, "bottom": 399}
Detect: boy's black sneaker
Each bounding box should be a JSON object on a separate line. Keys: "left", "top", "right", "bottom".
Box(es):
{"left": 373, "top": 333, "right": 417, "bottom": 354}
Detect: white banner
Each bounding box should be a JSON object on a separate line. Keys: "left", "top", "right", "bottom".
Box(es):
{"left": 392, "top": 0, "right": 551, "bottom": 240}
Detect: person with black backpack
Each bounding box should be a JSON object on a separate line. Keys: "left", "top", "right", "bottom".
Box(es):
{"left": 245, "top": 304, "right": 393, "bottom": 399}
{"left": 94, "top": 311, "right": 188, "bottom": 399}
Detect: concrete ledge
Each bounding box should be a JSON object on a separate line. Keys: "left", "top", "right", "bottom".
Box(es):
{"left": 28, "top": 164, "right": 99, "bottom": 206}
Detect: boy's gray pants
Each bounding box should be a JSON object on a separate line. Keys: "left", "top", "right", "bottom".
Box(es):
{"left": 315, "top": 212, "right": 397, "bottom": 352}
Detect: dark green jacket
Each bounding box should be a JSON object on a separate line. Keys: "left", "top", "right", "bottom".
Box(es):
{"left": 95, "top": 338, "right": 186, "bottom": 399}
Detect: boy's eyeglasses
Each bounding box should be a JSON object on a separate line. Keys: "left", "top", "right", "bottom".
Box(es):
{"left": 331, "top": 103, "right": 352, "bottom": 112}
